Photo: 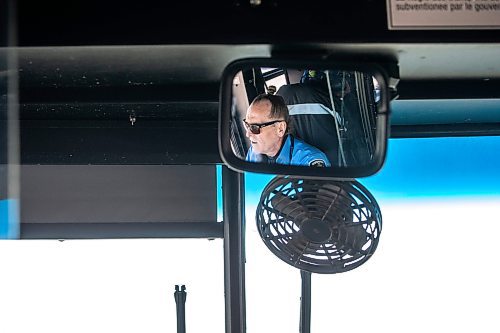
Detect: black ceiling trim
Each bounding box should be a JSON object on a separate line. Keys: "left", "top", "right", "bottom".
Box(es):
{"left": 16, "top": 1, "right": 500, "bottom": 46}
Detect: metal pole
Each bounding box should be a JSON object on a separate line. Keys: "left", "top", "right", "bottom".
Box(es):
{"left": 174, "top": 285, "right": 187, "bottom": 333}
{"left": 299, "top": 270, "right": 312, "bottom": 333}
{"left": 222, "top": 166, "right": 246, "bottom": 333}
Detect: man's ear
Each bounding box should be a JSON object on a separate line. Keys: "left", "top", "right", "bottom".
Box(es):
{"left": 276, "top": 121, "right": 287, "bottom": 137}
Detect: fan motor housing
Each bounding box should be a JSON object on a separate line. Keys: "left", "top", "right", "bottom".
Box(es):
{"left": 301, "top": 218, "right": 332, "bottom": 243}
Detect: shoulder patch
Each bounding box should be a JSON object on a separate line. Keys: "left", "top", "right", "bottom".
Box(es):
{"left": 309, "top": 159, "right": 326, "bottom": 167}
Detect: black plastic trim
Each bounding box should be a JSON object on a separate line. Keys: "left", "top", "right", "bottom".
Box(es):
{"left": 397, "top": 80, "right": 500, "bottom": 100}
{"left": 21, "top": 222, "right": 223, "bottom": 239}
{"left": 16, "top": 2, "right": 500, "bottom": 46}
{"left": 17, "top": 120, "right": 220, "bottom": 165}
{"left": 391, "top": 123, "right": 500, "bottom": 138}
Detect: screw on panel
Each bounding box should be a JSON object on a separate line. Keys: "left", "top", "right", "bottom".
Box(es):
{"left": 129, "top": 114, "right": 136, "bottom": 126}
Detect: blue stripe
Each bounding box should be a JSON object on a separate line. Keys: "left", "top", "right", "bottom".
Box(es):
{"left": 0, "top": 199, "right": 20, "bottom": 239}
{"left": 288, "top": 103, "right": 333, "bottom": 115}
{"left": 288, "top": 103, "right": 342, "bottom": 122}
{"left": 216, "top": 165, "right": 223, "bottom": 222}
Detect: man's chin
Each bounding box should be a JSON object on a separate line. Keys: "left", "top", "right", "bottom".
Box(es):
{"left": 251, "top": 144, "right": 262, "bottom": 154}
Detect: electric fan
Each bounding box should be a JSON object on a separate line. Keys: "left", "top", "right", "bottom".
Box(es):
{"left": 256, "top": 176, "right": 382, "bottom": 332}
{"left": 256, "top": 176, "right": 382, "bottom": 274}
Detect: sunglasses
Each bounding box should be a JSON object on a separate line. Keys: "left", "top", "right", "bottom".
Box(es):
{"left": 243, "top": 119, "right": 284, "bottom": 135}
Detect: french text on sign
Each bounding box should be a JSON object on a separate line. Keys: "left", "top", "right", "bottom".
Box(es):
{"left": 387, "top": 0, "right": 500, "bottom": 30}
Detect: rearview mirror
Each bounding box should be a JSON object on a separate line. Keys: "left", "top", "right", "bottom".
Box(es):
{"left": 219, "top": 59, "right": 390, "bottom": 178}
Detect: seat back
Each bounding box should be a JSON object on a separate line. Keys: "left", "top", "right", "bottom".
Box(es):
{"left": 277, "top": 81, "right": 341, "bottom": 166}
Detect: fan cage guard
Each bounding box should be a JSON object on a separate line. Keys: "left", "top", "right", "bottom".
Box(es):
{"left": 256, "top": 177, "right": 382, "bottom": 274}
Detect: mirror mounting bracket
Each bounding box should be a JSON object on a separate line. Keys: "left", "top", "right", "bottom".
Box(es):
{"left": 270, "top": 46, "right": 331, "bottom": 61}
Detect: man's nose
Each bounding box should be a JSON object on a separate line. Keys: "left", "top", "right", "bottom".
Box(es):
{"left": 245, "top": 127, "right": 252, "bottom": 138}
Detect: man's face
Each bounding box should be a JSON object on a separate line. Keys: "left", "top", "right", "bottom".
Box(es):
{"left": 245, "top": 100, "right": 286, "bottom": 157}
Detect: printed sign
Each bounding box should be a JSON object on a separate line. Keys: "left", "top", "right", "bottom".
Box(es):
{"left": 387, "top": 0, "right": 500, "bottom": 29}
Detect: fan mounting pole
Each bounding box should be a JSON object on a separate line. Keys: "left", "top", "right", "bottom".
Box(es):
{"left": 223, "top": 166, "right": 246, "bottom": 333}
{"left": 299, "top": 270, "right": 312, "bottom": 333}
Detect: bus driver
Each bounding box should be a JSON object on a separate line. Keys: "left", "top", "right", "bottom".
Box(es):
{"left": 244, "top": 93, "right": 331, "bottom": 167}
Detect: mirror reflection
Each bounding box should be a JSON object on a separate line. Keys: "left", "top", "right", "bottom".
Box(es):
{"left": 230, "top": 67, "right": 382, "bottom": 168}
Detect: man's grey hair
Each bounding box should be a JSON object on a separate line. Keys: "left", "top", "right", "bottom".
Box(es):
{"left": 251, "top": 93, "right": 293, "bottom": 134}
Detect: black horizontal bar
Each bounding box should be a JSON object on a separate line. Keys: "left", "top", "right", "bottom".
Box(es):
{"left": 397, "top": 80, "right": 500, "bottom": 100}
{"left": 19, "top": 84, "right": 220, "bottom": 104}
{"left": 18, "top": 80, "right": 500, "bottom": 110}
{"left": 391, "top": 123, "right": 500, "bottom": 138}
{"left": 16, "top": 1, "right": 500, "bottom": 46}
{"left": 20, "top": 102, "right": 219, "bottom": 121}
{"left": 17, "top": 120, "right": 221, "bottom": 164}
{"left": 21, "top": 222, "right": 223, "bottom": 239}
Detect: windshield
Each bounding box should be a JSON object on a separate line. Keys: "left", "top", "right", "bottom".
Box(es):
{"left": 0, "top": 238, "right": 225, "bottom": 332}
{"left": 244, "top": 135, "right": 500, "bottom": 332}
{"left": 1, "top": 137, "right": 499, "bottom": 332}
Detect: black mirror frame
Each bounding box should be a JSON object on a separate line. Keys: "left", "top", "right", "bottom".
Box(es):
{"left": 218, "top": 58, "right": 390, "bottom": 179}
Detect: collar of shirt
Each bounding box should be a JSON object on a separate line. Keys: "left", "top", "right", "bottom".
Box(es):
{"left": 274, "top": 135, "right": 293, "bottom": 164}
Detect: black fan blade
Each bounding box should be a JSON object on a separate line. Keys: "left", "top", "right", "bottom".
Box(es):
{"left": 270, "top": 192, "right": 309, "bottom": 223}
{"left": 317, "top": 184, "right": 374, "bottom": 253}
